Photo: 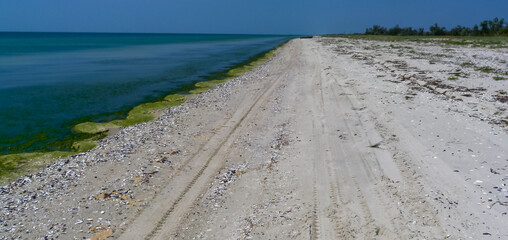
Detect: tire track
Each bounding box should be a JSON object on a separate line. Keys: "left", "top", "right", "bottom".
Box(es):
{"left": 318, "top": 39, "right": 447, "bottom": 238}
{"left": 326, "top": 74, "right": 400, "bottom": 238}
{"left": 319, "top": 78, "right": 375, "bottom": 239}
{"left": 326, "top": 65, "right": 449, "bottom": 237}
{"left": 298, "top": 40, "right": 403, "bottom": 239}
{"left": 308, "top": 43, "right": 354, "bottom": 240}
{"left": 308, "top": 46, "right": 333, "bottom": 240}
{"left": 310, "top": 40, "right": 399, "bottom": 238}
{"left": 150, "top": 73, "right": 291, "bottom": 239}
{"left": 118, "top": 44, "right": 297, "bottom": 240}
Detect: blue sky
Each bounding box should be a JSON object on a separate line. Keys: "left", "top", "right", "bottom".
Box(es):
{"left": 1, "top": 0, "right": 507, "bottom": 35}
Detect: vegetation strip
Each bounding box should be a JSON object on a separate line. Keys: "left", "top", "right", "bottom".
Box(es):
{"left": 326, "top": 17, "right": 508, "bottom": 49}
{"left": 363, "top": 17, "right": 507, "bottom": 36}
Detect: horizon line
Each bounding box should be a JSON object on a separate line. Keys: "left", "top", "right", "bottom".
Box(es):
{"left": 0, "top": 30, "right": 305, "bottom": 36}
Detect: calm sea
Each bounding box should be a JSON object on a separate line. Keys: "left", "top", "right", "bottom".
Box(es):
{"left": 0, "top": 32, "right": 292, "bottom": 154}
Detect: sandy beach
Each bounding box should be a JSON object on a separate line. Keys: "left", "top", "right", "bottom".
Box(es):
{"left": 1, "top": 37, "right": 508, "bottom": 239}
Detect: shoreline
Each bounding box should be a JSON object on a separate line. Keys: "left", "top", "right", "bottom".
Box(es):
{"left": 0, "top": 40, "right": 287, "bottom": 238}
{"left": 0, "top": 40, "right": 288, "bottom": 184}
{"left": 1, "top": 37, "right": 507, "bottom": 239}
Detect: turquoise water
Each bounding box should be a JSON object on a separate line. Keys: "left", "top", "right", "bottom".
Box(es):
{"left": 0, "top": 32, "right": 292, "bottom": 154}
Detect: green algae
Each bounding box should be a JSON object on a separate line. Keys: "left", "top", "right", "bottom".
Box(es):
{"left": 71, "top": 42, "right": 284, "bottom": 136}
{"left": 111, "top": 94, "right": 186, "bottom": 127}
{"left": 70, "top": 133, "right": 107, "bottom": 152}
{"left": 71, "top": 139, "right": 97, "bottom": 152}
{"left": 73, "top": 122, "right": 118, "bottom": 134}
{"left": 189, "top": 80, "right": 227, "bottom": 94}
{"left": 70, "top": 45, "right": 281, "bottom": 137}
{"left": 0, "top": 94, "right": 187, "bottom": 183}
{"left": 73, "top": 94, "right": 186, "bottom": 133}
{"left": 0, "top": 151, "right": 75, "bottom": 184}
{"left": 187, "top": 44, "right": 278, "bottom": 95}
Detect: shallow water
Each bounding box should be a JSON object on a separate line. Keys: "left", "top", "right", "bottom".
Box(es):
{"left": 0, "top": 32, "right": 291, "bottom": 154}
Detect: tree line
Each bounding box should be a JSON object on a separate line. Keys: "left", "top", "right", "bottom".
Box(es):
{"left": 365, "top": 17, "right": 508, "bottom": 36}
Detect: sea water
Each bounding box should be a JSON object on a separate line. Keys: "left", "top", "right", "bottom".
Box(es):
{"left": 0, "top": 32, "right": 292, "bottom": 154}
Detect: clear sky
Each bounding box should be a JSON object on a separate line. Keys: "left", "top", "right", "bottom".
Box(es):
{"left": 1, "top": 0, "right": 507, "bottom": 35}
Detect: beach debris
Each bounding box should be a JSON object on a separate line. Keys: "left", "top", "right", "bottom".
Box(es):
{"left": 168, "top": 150, "right": 181, "bottom": 155}
{"left": 211, "top": 165, "right": 248, "bottom": 197}
{"left": 473, "top": 180, "right": 483, "bottom": 185}
{"left": 490, "top": 201, "right": 508, "bottom": 208}
{"left": 89, "top": 225, "right": 108, "bottom": 232}
{"left": 153, "top": 156, "right": 170, "bottom": 165}
{"left": 126, "top": 200, "right": 144, "bottom": 206}
{"left": 132, "top": 175, "right": 148, "bottom": 184}
{"left": 493, "top": 95, "right": 508, "bottom": 103}
{"left": 93, "top": 190, "right": 132, "bottom": 201}
{"left": 90, "top": 227, "right": 113, "bottom": 240}
{"left": 152, "top": 150, "right": 179, "bottom": 165}
{"left": 369, "top": 142, "right": 382, "bottom": 148}
{"left": 132, "top": 170, "right": 158, "bottom": 184}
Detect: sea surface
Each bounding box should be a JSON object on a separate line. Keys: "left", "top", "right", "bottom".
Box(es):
{"left": 0, "top": 32, "right": 292, "bottom": 154}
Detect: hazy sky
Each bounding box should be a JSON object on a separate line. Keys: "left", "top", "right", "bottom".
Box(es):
{"left": 1, "top": 0, "right": 507, "bottom": 35}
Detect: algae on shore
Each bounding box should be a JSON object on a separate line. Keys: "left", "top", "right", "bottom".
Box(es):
{"left": 73, "top": 122, "right": 117, "bottom": 134}
{"left": 188, "top": 47, "right": 276, "bottom": 94}
{"left": 113, "top": 94, "right": 187, "bottom": 127}
{"left": 72, "top": 41, "right": 281, "bottom": 137}
{"left": 0, "top": 151, "right": 75, "bottom": 184}
{"left": 74, "top": 94, "right": 186, "bottom": 134}
{"left": 0, "top": 42, "right": 285, "bottom": 183}
{"left": 189, "top": 80, "right": 227, "bottom": 94}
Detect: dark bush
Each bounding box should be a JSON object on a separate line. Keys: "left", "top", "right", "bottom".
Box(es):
{"left": 363, "top": 18, "right": 506, "bottom": 36}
